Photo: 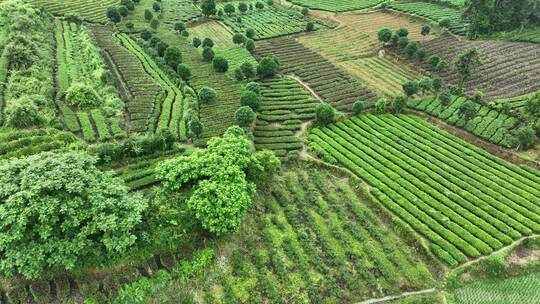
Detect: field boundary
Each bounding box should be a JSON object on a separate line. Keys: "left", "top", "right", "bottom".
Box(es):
{"left": 354, "top": 288, "right": 438, "bottom": 304}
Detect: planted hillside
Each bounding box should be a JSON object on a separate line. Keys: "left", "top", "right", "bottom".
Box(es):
{"left": 309, "top": 114, "right": 540, "bottom": 266}
{"left": 289, "top": 0, "right": 383, "bottom": 12}
{"left": 34, "top": 0, "right": 120, "bottom": 23}
{"left": 255, "top": 37, "right": 377, "bottom": 111}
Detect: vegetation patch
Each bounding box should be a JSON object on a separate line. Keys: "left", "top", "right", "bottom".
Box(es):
{"left": 289, "top": 0, "right": 383, "bottom": 12}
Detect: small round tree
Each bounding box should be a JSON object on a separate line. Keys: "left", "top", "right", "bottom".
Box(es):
{"left": 224, "top": 3, "right": 235, "bottom": 14}
{"left": 404, "top": 42, "right": 418, "bottom": 58}
{"left": 421, "top": 24, "right": 431, "bottom": 39}
{"left": 416, "top": 48, "right": 427, "bottom": 61}
{"left": 126, "top": 22, "right": 134, "bottom": 31}
{"left": 428, "top": 54, "right": 441, "bottom": 68}
{"left": 144, "top": 9, "right": 153, "bottom": 21}
{"left": 392, "top": 95, "right": 407, "bottom": 113}
{"left": 240, "top": 61, "right": 255, "bottom": 78}
{"left": 396, "top": 27, "right": 409, "bottom": 37}
{"left": 352, "top": 100, "right": 364, "bottom": 115}
{"left": 235, "top": 106, "right": 256, "bottom": 127}
{"left": 164, "top": 46, "right": 182, "bottom": 68}
{"left": 245, "top": 39, "right": 255, "bottom": 52}
{"left": 232, "top": 33, "right": 246, "bottom": 45}
{"left": 213, "top": 56, "right": 229, "bottom": 72}
{"left": 246, "top": 28, "right": 255, "bottom": 39}
{"left": 238, "top": 2, "right": 248, "bottom": 12}
{"left": 418, "top": 76, "right": 434, "bottom": 94}
{"left": 439, "top": 91, "right": 452, "bottom": 107}
{"left": 156, "top": 41, "right": 168, "bottom": 57}
{"left": 234, "top": 68, "right": 245, "bottom": 81}
{"left": 257, "top": 56, "right": 280, "bottom": 78}
{"left": 177, "top": 63, "right": 191, "bottom": 80}
{"left": 390, "top": 34, "right": 399, "bottom": 46}
{"left": 255, "top": 1, "right": 265, "bottom": 9}
{"left": 141, "top": 29, "right": 152, "bottom": 41}
{"left": 402, "top": 81, "right": 419, "bottom": 98}
{"left": 121, "top": 0, "right": 135, "bottom": 10}
{"left": 193, "top": 37, "right": 202, "bottom": 48}
{"left": 301, "top": 7, "right": 309, "bottom": 16}
{"left": 107, "top": 7, "right": 122, "bottom": 23}
{"left": 459, "top": 101, "right": 478, "bottom": 121}
{"left": 175, "top": 22, "right": 186, "bottom": 32}
{"left": 514, "top": 127, "right": 536, "bottom": 150}
{"left": 315, "top": 104, "right": 335, "bottom": 126}
{"left": 398, "top": 36, "right": 409, "bottom": 49}
{"left": 202, "top": 46, "right": 215, "bottom": 62}
{"left": 240, "top": 90, "right": 261, "bottom": 111}
{"left": 306, "top": 21, "right": 315, "bottom": 32}
{"left": 198, "top": 86, "right": 217, "bottom": 104}
{"left": 201, "top": 0, "right": 217, "bottom": 16}
{"left": 377, "top": 28, "right": 393, "bottom": 44}
{"left": 150, "top": 18, "right": 159, "bottom": 30}
{"left": 202, "top": 38, "right": 214, "bottom": 48}
{"left": 152, "top": 1, "right": 161, "bottom": 11}
{"left": 245, "top": 82, "right": 261, "bottom": 95}
{"left": 188, "top": 118, "right": 204, "bottom": 140}
{"left": 118, "top": 5, "right": 128, "bottom": 17}
{"left": 0, "top": 152, "right": 147, "bottom": 279}
{"left": 149, "top": 36, "right": 161, "bottom": 47}
{"left": 375, "top": 98, "right": 387, "bottom": 114}
{"left": 439, "top": 17, "right": 451, "bottom": 28}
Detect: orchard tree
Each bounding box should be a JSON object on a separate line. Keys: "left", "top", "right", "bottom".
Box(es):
{"left": 201, "top": 0, "right": 217, "bottom": 17}
{"left": 404, "top": 42, "right": 418, "bottom": 58}
{"left": 257, "top": 56, "right": 280, "bottom": 78}
{"left": 144, "top": 9, "right": 153, "bottom": 21}
{"left": 439, "top": 91, "right": 452, "bottom": 107}
{"left": 213, "top": 56, "right": 229, "bottom": 72}
{"left": 232, "top": 33, "right": 246, "bottom": 45}
{"left": 240, "top": 90, "right": 261, "bottom": 111}
{"left": 193, "top": 37, "right": 201, "bottom": 48}
{"left": 255, "top": 1, "right": 265, "bottom": 9}
{"left": 126, "top": 22, "right": 134, "bottom": 31}
{"left": 246, "top": 28, "right": 255, "bottom": 39}
{"left": 202, "top": 37, "right": 214, "bottom": 48}
{"left": 392, "top": 95, "right": 407, "bottom": 113}
{"left": 152, "top": 1, "right": 161, "bottom": 11}
{"left": 156, "top": 41, "right": 168, "bottom": 57}
{"left": 107, "top": 7, "right": 121, "bottom": 23}
{"left": 301, "top": 7, "right": 309, "bottom": 16}
{"left": 238, "top": 2, "right": 248, "bottom": 12}
{"left": 377, "top": 28, "right": 393, "bottom": 44}
{"left": 402, "top": 81, "right": 419, "bottom": 98}
{"left": 459, "top": 100, "right": 478, "bottom": 121}
{"left": 224, "top": 3, "right": 235, "bottom": 14}
{"left": 202, "top": 46, "right": 215, "bottom": 62}
{"left": 418, "top": 76, "right": 434, "bottom": 94}
{"left": 306, "top": 21, "right": 315, "bottom": 32}
{"left": 235, "top": 106, "right": 256, "bottom": 127}
{"left": 436, "top": 59, "right": 447, "bottom": 71}
{"left": 0, "top": 152, "right": 147, "bottom": 278}
{"left": 177, "top": 63, "right": 191, "bottom": 80}
{"left": 245, "top": 39, "right": 255, "bottom": 52}
{"left": 198, "top": 86, "right": 217, "bottom": 103}
{"left": 234, "top": 68, "right": 245, "bottom": 81}
{"left": 375, "top": 98, "right": 387, "bottom": 114}
{"left": 121, "top": 0, "right": 135, "bottom": 10}
{"left": 428, "top": 54, "right": 441, "bottom": 68}
{"left": 396, "top": 27, "right": 409, "bottom": 37}
{"left": 352, "top": 100, "right": 364, "bottom": 114}
{"left": 439, "top": 17, "right": 451, "bottom": 28}
{"left": 398, "top": 36, "right": 409, "bottom": 49}
{"left": 421, "top": 24, "right": 431, "bottom": 39}
{"left": 315, "top": 103, "right": 335, "bottom": 126}
{"left": 241, "top": 61, "right": 255, "bottom": 78}
{"left": 5, "top": 96, "right": 44, "bottom": 129}
{"left": 164, "top": 46, "right": 182, "bottom": 68}
{"left": 472, "top": 90, "right": 484, "bottom": 103}
{"left": 514, "top": 127, "right": 536, "bottom": 150}
{"left": 188, "top": 118, "right": 204, "bottom": 140}
{"left": 150, "top": 18, "right": 159, "bottom": 30}
{"left": 175, "top": 21, "right": 186, "bottom": 32}
{"left": 416, "top": 48, "right": 427, "bottom": 61}
{"left": 245, "top": 82, "right": 261, "bottom": 95}
{"left": 141, "top": 29, "right": 152, "bottom": 40}
{"left": 118, "top": 5, "right": 128, "bottom": 17}
{"left": 455, "top": 48, "right": 481, "bottom": 88}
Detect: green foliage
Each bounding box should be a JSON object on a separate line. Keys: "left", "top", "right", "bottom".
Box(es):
{"left": 65, "top": 83, "right": 102, "bottom": 109}
{"left": 144, "top": 9, "right": 153, "bottom": 21}
{"left": 174, "top": 21, "right": 186, "bottom": 32}
{"left": 152, "top": 1, "right": 161, "bottom": 12}
{"left": 240, "top": 90, "right": 261, "bottom": 111}
{"left": 224, "top": 3, "right": 235, "bottom": 14}
{"left": 245, "top": 38, "right": 255, "bottom": 52}
{"left": 455, "top": 48, "right": 482, "bottom": 87}
{"left": 0, "top": 152, "right": 147, "bottom": 278}
{"left": 438, "top": 17, "right": 451, "bottom": 28}
{"left": 150, "top": 18, "right": 159, "bottom": 30}
{"left": 402, "top": 81, "right": 419, "bottom": 97}
{"left": 198, "top": 86, "right": 217, "bottom": 104}
{"left": 375, "top": 98, "right": 387, "bottom": 114}
{"left": 156, "top": 41, "right": 168, "bottom": 57}
{"left": 421, "top": 24, "right": 431, "bottom": 37}
{"left": 257, "top": 56, "right": 280, "bottom": 78}
{"left": 201, "top": 0, "right": 217, "bottom": 16}
{"left": 405, "top": 42, "right": 418, "bottom": 58}
{"left": 439, "top": 91, "right": 452, "bottom": 107}
{"left": 141, "top": 29, "right": 152, "bottom": 40}
{"left": 202, "top": 46, "right": 215, "bottom": 62}
{"left": 164, "top": 46, "right": 182, "bottom": 68}
{"left": 398, "top": 36, "right": 409, "bottom": 48}
{"left": 202, "top": 38, "right": 214, "bottom": 48}
{"left": 107, "top": 7, "right": 121, "bottom": 23}
{"left": 514, "top": 127, "right": 536, "bottom": 150}
{"left": 192, "top": 37, "right": 201, "bottom": 48}
{"left": 397, "top": 27, "right": 409, "bottom": 37}
{"left": 306, "top": 21, "right": 315, "bottom": 31}
{"left": 428, "top": 54, "right": 441, "bottom": 68}
{"left": 234, "top": 67, "right": 245, "bottom": 81}
{"left": 418, "top": 77, "right": 434, "bottom": 93}
{"left": 459, "top": 100, "right": 478, "bottom": 121}
{"left": 177, "top": 63, "right": 191, "bottom": 80}
{"left": 157, "top": 127, "right": 279, "bottom": 234}
{"left": 235, "top": 106, "right": 256, "bottom": 126}
{"left": 5, "top": 96, "right": 44, "bottom": 129}
{"left": 118, "top": 5, "right": 128, "bottom": 17}
{"left": 377, "top": 28, "right": 392, "bottom": 43}
{"left": 212, "top": 56, "right": 229, "bottom": 72}
{"left": 352, "top": 100, "right": 364, "bottom": 114}
{"left": 392, "top": 95, "right": 407, "bottom": 114}
{"left": 232, "top": 33, "right": 246, "bottom": 45}
{"left": 188, "top": 117, "right": 204, "bottom": 140}
{"left": 246, "top": 28, "right": 255, "bottom": 38}
{"left": 315, "top": 103, "right": 335, "bottom": 126}
{"left": 245, "top": 82, "right": 261, "bottom": 95}
{"left": 416, "top": 48, "right": 427, "bottom": 61}
{"left": 240, "top": 61, "right": 255, "bottom": 78}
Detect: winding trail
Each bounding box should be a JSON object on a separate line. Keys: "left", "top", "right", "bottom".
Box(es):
{"left": 286, "top": 74, "right": 325, "bottom": 103}
{"left": 354, "top": 288, "right": 437, "bottom": 304}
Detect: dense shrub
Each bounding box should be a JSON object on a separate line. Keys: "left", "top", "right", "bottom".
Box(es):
{"left": 5, "top": 96, "right": 44, "bottom": 128}
{"left": 352, "top": 100, "right": 364, "bottom": 114}
{"left": 245, "top": 82, "right": 261, "bottom": 95}
{"left": 198, "top": 86, "right": 217, "bottom": 103}
{"left": 192, "top": 37, "right": 201, "bottom": 48}
{"left": 177, "top": 63, "right": 191, "bottom": 80}
{"left": 232, "top": 33, "right": 246, "bottom": 45}
{"left": 65, "top": 83, "right": 102, "bottom": 109}
{"left": 0, "top": 152, "right": 147, "bottom": 278}
{"left": 240, "top": 61, "right": 255, "bottom": 78}
{"left": 202, "top": 46, "right": 215, "bottom": 62}
{"left": 235, "top": 106, "right": 256, "bottom": 127}
{"left": 245, "top": 39, "right": 255, "bottom": 52}
{"left": 164, "top": 46, "right": 182, "bottom": 68}
{"left": 212, "top": 56, "right": 229, "bottom": 72}
{"left": 257, "top": 56, "right": 280, "bottom": 78}
{"left": 315, "top": 103, "right": 335, "bottom": 126}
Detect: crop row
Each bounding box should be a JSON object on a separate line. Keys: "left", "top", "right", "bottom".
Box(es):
{"left": 221, "top": 6, "right": 322, "bottom": 40}
{"left": 409, "top": 96, "right": 518, "bottom": 147}
{"left": 34, "top": 0, "right": 119, "bottom": 23}
{"left": 0, "top": 129, "right": 81, "bottom": 161}
{"left": 254, "top": 77, "right": 318, "bottom": 159}
{"left": 115, "top": 33, "right": 186, "bottom": 140}
{"left": 289, "top": 0, "right": 383, "bottom": 12}
{"left": 197, "top": 165, "right": 433, "bottom": 303}
{"left": 387, "top": 1, "right": 468, "bottom": 35}
{"left": 255, "top": 37, "right": 377, "bottom": 111}
{"left": 309, "top": 114, "right": 540, "bottom": 265}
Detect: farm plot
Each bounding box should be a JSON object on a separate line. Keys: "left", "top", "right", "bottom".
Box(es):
{"left": 254, "top": 77, "right": 319, "bottom": 159}
{"left": 220, "top": 4, "right": 324, "bottom": 40}
{"left": 255, "top": 37, "right": 377, "bottom": 111}
{"left": 309, "top": 114, "right": 540, "bottom": 266}
{"left": 161, "top": 0, "right": 201, "bottom": 25}
{"left": 491, "top": 90, "right": 540, "bottom": 115}
{"left": 91, "top": 25, "right": 161, "bottom": 133}
{"left": 404, "top": 33, "right": 540, "bottom": 101}
{"left": 189, "top": 20, "right": 236, "bottom": 50}
{"left": 115, "top": 33, "right": 186, "bottom": 140}
{"left": 288, "top": 0, "right": 383, "bottom": 12}
{"left": 452, "top": 271, "right": 540, "bottom": 304}
{"left": 189, "top": 163, "right": 434, "bottom": 303}
{"left": 387, "top": 1, "right": 468, "bottom": 35}
{"left": 0, "top": 129, "right": 82, "bottom": 161}
{"left": 54, "top": 20, "right": 127, "bottom": 142}
{"left": 409, "top": 96, "right": 519, "bottom": 147}
{"left": 34, "top": 0, "right": 118, "bottom": 23}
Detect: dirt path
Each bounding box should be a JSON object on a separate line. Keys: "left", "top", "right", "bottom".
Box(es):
{"left": 286, "top": 74, "right": 324, "bottom": 103}
{"left": 354, "top": 288, "right": 437, "bottom": 304}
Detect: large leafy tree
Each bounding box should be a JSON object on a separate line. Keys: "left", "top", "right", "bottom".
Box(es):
{"left": 0, "top": 152, "right": 147, "bottom": 278}
{"left": 156, "top": 127, "right": 279, "bottom": 235}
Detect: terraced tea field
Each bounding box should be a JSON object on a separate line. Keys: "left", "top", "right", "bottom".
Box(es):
{"left": 405, "top": 33, "right": 540, "bottom": 101}
{"left": 161, "top": 0, "right": 201, "bottom": 25}
{"left": 309, "top": 114, "right": 540, "bottom": 266}
{"left": 452, "top": 272, "right": 540, "bottom": 304}
{"left": 187, "top": 163, "right": 435, "bottom": 303}
{"left": 289, "top": 0, "right": 383, "bottom": 12}
{"left": 34, "top": 0, "right": 118, "bottom": 23}
{"left": 387, "top": 1, "right": 468, "bottom": 35}
{"left": 255, "top": 37, "right": 377, "bottom": 111}
{"left": 491, "top": 90, "right": 540, "bottom": 114}
{"left": 220, "top": 4, "right": 324, "bottom": 40}
{"left": 91, "top": 25, "right": 161, "bottom": 133}
{"left": 0, "top": 129, "right": 81, "bottom": 161}
{"left": 190, "top": 20, "right": 236, "bottom": 50}
{"left": 254, "top": 77, "right": 319, "bottom": 159}
{"left": 409, "top": 96, "right": 519, "bottom": 147}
